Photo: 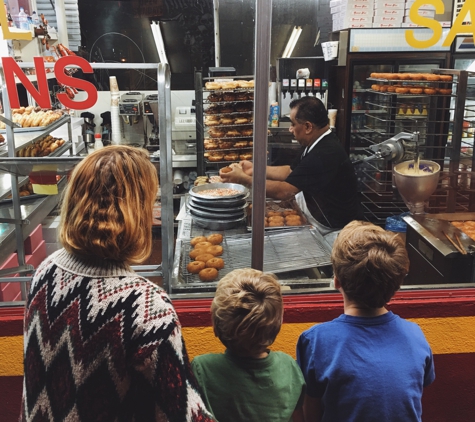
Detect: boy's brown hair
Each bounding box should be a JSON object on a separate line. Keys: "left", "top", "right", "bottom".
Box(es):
{"left": 211, "top": 268, "right": 283, "bottom": 356}
{"left": 331, "top": 221, "right": 409, "bottom": 309}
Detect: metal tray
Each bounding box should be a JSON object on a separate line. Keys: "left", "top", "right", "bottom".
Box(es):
{"left": 187, "top": 196, "right": 249, "bottom": 213}
{"left": 191, "top": 214, "right": 246, "bottom": 231}
{"left": 189, "top": 183, "right": 249, "bottom": 200}
{"left": 0, "top": 193, "right": 47, "bottom": 206}
{"left": 180, "top": 227, "right": 331, "bottom": 285}
{"left": 190, "top": 191, "right": 250, "bottom": 208}
{"left": 188, "top": 205, "right": 246, "bottom": 221}
{"left": 247, "top": 199, "right": 309, "bottom": 231}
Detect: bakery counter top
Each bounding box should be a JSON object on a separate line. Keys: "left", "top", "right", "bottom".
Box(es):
{"left": 170, "top": 196, "right": 333, "bottom": 297}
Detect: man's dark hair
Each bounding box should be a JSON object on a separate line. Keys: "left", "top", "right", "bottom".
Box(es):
{"left": 289, "top": 96, "right": 329, "bottom": 129}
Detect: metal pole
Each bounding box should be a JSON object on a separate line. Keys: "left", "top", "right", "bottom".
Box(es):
{"left": 213, "top": 0, "right": 220, "bottom": 67}
{"left": 251, "top": 0, "right": 273, "bottom": 270}
{"left": 158, "top": 63, "right": 174, "bottom": 293}
{"left": 54, "top": 0, "right": 69, "bottom": 48}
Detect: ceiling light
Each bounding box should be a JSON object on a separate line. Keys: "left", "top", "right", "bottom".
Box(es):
{"left": 282, "top": 26, "right": 302, "bottom": 58}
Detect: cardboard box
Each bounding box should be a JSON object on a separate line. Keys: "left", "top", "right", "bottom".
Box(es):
{"left": 374, "top": 2, "right": 405, "bottom": 10}
{"left": 41, "top": 215, "right": 61, "bottom": 243}
{"left": 405, "top": 1, "right": 436, "bottom": 11}
{"left": 373, "top": 22, "right": 402, "bottom": 27}
{"left": 374, "top": 9, "right": 404, "bottom": 17}
{"left": 373, "top": 15, "right": 403, "bottom": 23}
{"left": 404, "top": 9, "right": 435, "bottom": 17}
{"left": 24, "top": 224, "right": 44, "bottom": 255}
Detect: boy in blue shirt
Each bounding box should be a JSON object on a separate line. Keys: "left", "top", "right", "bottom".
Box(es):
{"left": 297, "top": 221, "right": 435, "bottom": 422}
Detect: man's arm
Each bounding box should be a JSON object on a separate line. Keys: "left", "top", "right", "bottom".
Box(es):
{"left": 303, "top": 395, "right": 322, "bottom": 422}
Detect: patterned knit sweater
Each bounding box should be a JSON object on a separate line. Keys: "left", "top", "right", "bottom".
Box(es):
{"left": 20, "top": 248, "right": 215, "bottom": 422}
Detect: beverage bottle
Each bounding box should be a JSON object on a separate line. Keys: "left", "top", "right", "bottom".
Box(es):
{"left": 94, "top": 133, "right": 104, "bottom": 150}
{"left": 18, "top": 7, "right": 28, "bottom": 30}
{"left": 32, "top": 11, "right": 39, "bottom": 26}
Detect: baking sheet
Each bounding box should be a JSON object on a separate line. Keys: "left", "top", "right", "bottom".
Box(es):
{"left": 180, "top": 226, "right": 331, "bottom": 286}
{"left": 247, "top": 198, "right": 309, "bottom": 231}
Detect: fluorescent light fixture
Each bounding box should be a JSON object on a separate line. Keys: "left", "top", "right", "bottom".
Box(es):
{"left": 468, "top": 60, "right": 475, "bottom": 72}
{"left": 151, "top": 21, "right": 169, "bottom": 64}
{"left": 282, "top": 26, "right": 302, "bottom": 58}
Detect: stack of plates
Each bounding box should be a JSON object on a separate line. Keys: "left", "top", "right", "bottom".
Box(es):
{"left": 187, "top": 183, "right": 249, "bottom": 230}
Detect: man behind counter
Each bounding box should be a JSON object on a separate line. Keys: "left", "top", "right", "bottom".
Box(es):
{"left": 219, "top": 96, "right": 362, "bottom": 246}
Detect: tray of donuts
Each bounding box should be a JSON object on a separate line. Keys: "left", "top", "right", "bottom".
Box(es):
{"left": 369, "top": 73, "right": 453, "bottom": 83}
{"left": 204, "top": 79, "right": 254, "bottom": 91}
{"left": 0, "top": 107, "right": 66, "bottom": 131}
{"left": 205, "top": 103, "right": 253, "bottom": 116}
{"left": 206, "top": 91, "right": 254, "bottom": 103}
{"left": 369, "top": 84, "right": 452, "bottom": 96}
{"left": 246, "top": 199, "right": 308, "bottom": 231}
{"left": 183, "top": 233, "right": 226, "bottom": 283}
{"left": 204, "top": 114, "right": 253, "bottom": 127}
{"left": 207, "top": 126, "right": 254, "bottom": 139}
{"left": 16, "top": 135, "right": 67, "bottom": 157}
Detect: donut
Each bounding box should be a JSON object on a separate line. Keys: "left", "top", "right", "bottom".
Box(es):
{"left": 223, "top": 93, "right": 236, "bottom": 101}
{"left": 398, "top": 73, "right": 411, "bottom": 80}
{"left": 187, "top": 261, "right": 206, "bottom": 274}
{"left": 221, "top": 81, "right": 238, "bottom": 90}
{"left": 208, "top": 153, "right": 224, "bottom": 162}
{"left": 371, "top": 84, "right": 380, "bottom": 91}
{"left": 226, "top": 129, "right": 241, "bottom": 137}
{"left": 220, "top": 117, "right": 234, "bottom": 125}
{"left": 235, "top": 103, "right": 253, "bottom": 112}
{"left": 285, "top": 214, "right": 302, "bottom": 222}
{"left": 370, "top": 72, "right": 381, "bottom": 78}
{"left": 388, "top": 74, "right": 400, "bottom": 80}
{"left": 199, "top": 267, "right": 219, "bottom": 282}
{"left": 207, "top": 233, "right": 223, "bottom": 244}
{"left": 409, "top": 73, "right": 423, "bottom": 80}
{"left": 220, "top": 105, "right": 235, "bottom": 113}
{"left": 379, "top": 85, "right": 389, "bottom": 93}
{"left": 387, "top": 86, "right": 396, "bottom": 93}
{"left": 240, "top": 153, "right": 253, "bottom": 160}
{"left": 234, "top": 117, "right": 249, "bottom": 124}
{"left": 424, "top": 74, "right": 440, "bottom": 81}
{"left": 234, "top": 141, "right": 248, "bottom": 148}
{"left": 283, "top": 209, "right": 298, "bottom": 216}
{"left": 439, "top": 88, "right": 452, "bottom": 95}
{"left": 409, "top": 88, "right": 423, "bottom": 94}
{"left": 286, "top": 218, "right": 302, "bottom": 226}
{"left": 235, "top": 92, "right": 248, "bottom": 101}
{"left": 206, "top": 257, "right": 225, "bottom": 270}
{"left": 224, "top": 153, "right": 239, "bottom": 161}
{"left": 241, "top": 129, "right": 253, "bottom": 137}
{"left": 424, "top": 88, "right": 437, "bottom": 95}
{"left": 205, "top": 117, "right": 220, "bottom": 126}
{"left": 190, "top": 236, "right": 207, "bottom": 246}
{"left": 206, "top": 245, "right": 224, "bottom": 256}
{"left": 205, "top": 82, "right": 221, "bottom": 90}
{"left": 208, "top": 93, "right": 222, "bottom": 102}
{"left": 195, "top": 253, "right": 215, "bottom": 263}
{"left": 268, "top": 221, "right": 283, "bottom": 227}
{"left": 194, "top": 241, "right": 212, "bottom": 249}
{"left": 189, "top": 248, "right": 209, "bottom": 259}
{"left": 209, "top": 128, "right": 225, "bottom": 138}
{"left": 268, "top": 216, "right": 285, "bottom": 223}
{"left": 220, "top": 167, "right": 232, "bottom": 174}
{"left": 395, "top": 88, "right": 409, "bottom": 94}
{"left": 439, "top": 75, "right": 453, "bottom": 81}
{"left": 218, "top": 141, "right": 233, "bottom": 149}
{"left": 247, "top": 92, "right": 254, "bottom": 100}
{"left": 204, "top": 141, "right": 219, "bottom": 151}
{"left": 267, "top": 211, "right": 283, "bottom": 217}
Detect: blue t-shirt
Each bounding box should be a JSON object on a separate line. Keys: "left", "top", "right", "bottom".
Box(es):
{"left": 297, "top": 311, "right": 435, "bottom": 422}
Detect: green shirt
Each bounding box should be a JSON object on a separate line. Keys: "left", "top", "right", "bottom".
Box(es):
{"left": 191, "top": 350, "right": 305, "bottom": 422}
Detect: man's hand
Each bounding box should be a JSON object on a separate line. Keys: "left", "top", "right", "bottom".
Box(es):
{"left": 219, "top": 164, "right": 251, "bottom": 187}
{"left": 239, "top": 160, "right": 253, "bottom": 176}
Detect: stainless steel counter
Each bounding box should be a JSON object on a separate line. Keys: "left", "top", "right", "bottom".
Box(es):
{"left": 171, "top": 196, "right": 333, "bottom": 296}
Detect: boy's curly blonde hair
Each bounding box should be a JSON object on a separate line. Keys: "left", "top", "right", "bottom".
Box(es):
{"left": 212, "top": 268, "right": 283, "bottom": 356}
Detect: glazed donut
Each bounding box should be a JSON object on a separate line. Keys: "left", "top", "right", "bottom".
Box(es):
{"left": 194, "top": 241, "right": 213, "bottom": 249}
{"left": 234, "top": 141, "right": 248, "bottom": 148}
{"left": 387, "top": 86, "right": 396, "bottom": 93}
{"left": 283, "top": 209, "right": 298, "bottom": 216}
{"left": 267, "top": 211, "right": 283, "bottom": 217}
{"left": 234, "top": 117, "right": 250, "bottom": 124}
{"left": 240, "top": 153, "right": 253, "bottom": 160}
{"left": 207, "top": 233, "right": 223, "bottom": 244}
{"left": 205, "top": 245, "right": 223, "bottom": 256}
{"left": 206, "top": 257, "right": 225, "bottom": 270}
{"left": 205, "top": 81, "right": 221, "bottom": 90}
{"left": 226, "top": 129, "right": 241, "bottom": 137}
{"left": 424, "top": 74, "right": 440, "bottom": 81}
{"left": 379, "top": 85, "right": 389, "bottom": 93}
{"left": 199, "top": 267, "right": 219, "bottom": 282}
{"left": 220, "top": 167, "right": 232, "bottom": 174}
{"left": 221, "top": 81, "right": 238, "bottom": 90}
{"left": 268, "top": 221, "right": 283, "bottom": 227}
{"left": 371, "top": 84, "right": 380, "bottom": 91}
{"left": 195, "top": 253, "right": 215, "bottom": 263}
{"left": 286, "top": 218, "right": 302, "bottom": 226}
{"left": 190, "top": 248, "right": 209, "bottom": 260}
{"left": 398, "top": 73, "right": 411, "bottom": 80}
{"left": 224, "top": 153, "right": 239, "bottom": 161}
{"left": 209, "top": 129, "right": 225, "bottom": 138}
{"left": 205, "top": 117, "right": 220, "bottom": 126}
{"left": 208, "top": 153, "right": 224, "bottom": 162}
{"left": 439, "top": 88, "right": 452, "bottom": 95}
{"left": 395, "top": 87, "right": 409, "bottom": 94}
{"left": 208, "top": 93, "right": 222, "bottom": 102}
{"left": 439, "top": 75, "right": 453, "bottom": 82}
{"left": 409, "top": 73, "right": 423, "bottom": 80}
{"left": 220, "top": 117, "right": 234, "bottom": 125}
{"left": 424, "top": 88, "right": 437, "bottom": 95}
{"left": 285, "top": 214, "right": 301, "bottom": 221}
{"left": 241, "top": 128, "right": 253, "bottom": 136}
{"left": 187, "top": 261, "right": 206, "bottom": 274}
{"left": 410, "top": 88, "right": 423, "bottom": 94}
{"left": 388, "top": 74, "right": 400, "bottom": 80}
{"left": 204, "top": 141, "right": 219, "bottom": 151}
{"left": 238, "top": 80, "right": 254, "bottom": 88}
{"left": 190, "top": 236, "right": 207, "bottom": 247}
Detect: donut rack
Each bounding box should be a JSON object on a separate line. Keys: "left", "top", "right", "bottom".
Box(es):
{"left": 201, "top": 81, "right": 255, "bottom": 165}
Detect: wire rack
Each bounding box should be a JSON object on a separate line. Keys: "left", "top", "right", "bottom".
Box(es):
{"left": 180, "top": 226, "right": 331, "bottom": 287}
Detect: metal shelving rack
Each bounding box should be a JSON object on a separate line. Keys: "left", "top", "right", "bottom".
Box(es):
{"left": 0, "top": 62, "right": 174, "bottom": 304}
